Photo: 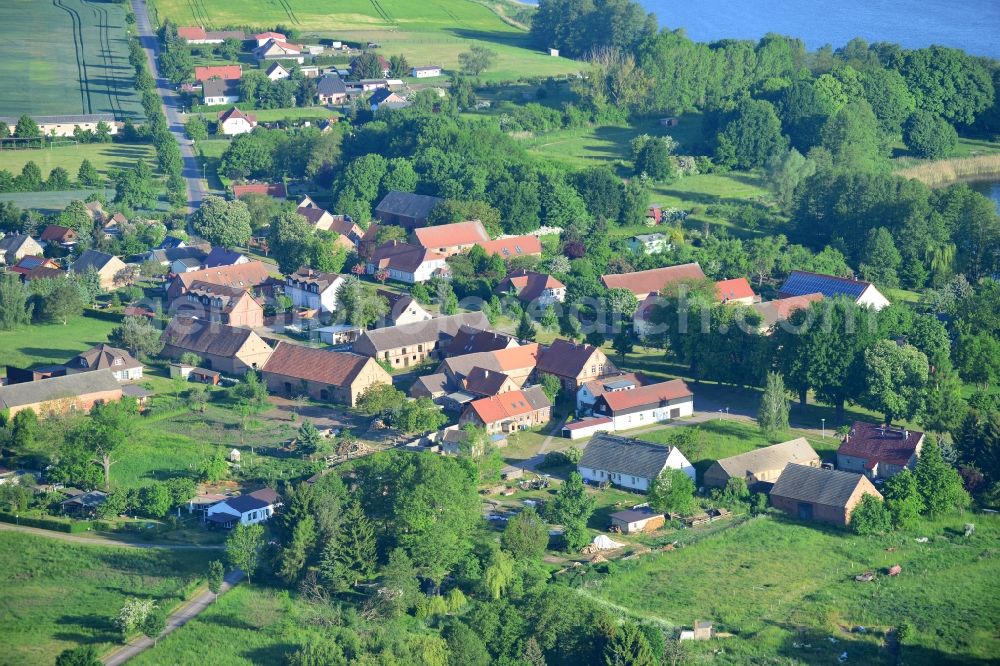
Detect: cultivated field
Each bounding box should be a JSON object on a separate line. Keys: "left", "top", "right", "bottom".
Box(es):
{"left": 0, "top": 532, "right": 205, "bottom": 665}
{"left": 152, "top": 0, "right": 582, "bottom": 81}
{"left": 0, "top": 143, "right": 157, "bottom": 182}
{"left": 0, "top": 0, "right": 143, "bottom": 118}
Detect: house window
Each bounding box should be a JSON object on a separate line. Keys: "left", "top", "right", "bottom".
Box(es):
{"left": 631, "top": 476, "right": 636, "bottom": 484}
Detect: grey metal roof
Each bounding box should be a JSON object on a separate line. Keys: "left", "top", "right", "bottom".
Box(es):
{"left": 578, "top": 434, "right": 673, "bottom": 481}
{"left": 770, "top": 464, "right": 874, "bottom": 507}
{"left": 610, "top": 509, "right": 661, "bottom": 523}
{"left": 0, "top": 370, "right": 120, "bottom": 409}
{"left": 354, "top": 312, "right": 489, "bottom": 354}
{"left": 374, "top": 191, "right": 443, "bottom": 222}
{"left": 709, "top": 438, "right": 820, "bottom": 478}
{"left": 203, "top": 78, "right": 240, "bottom": 98}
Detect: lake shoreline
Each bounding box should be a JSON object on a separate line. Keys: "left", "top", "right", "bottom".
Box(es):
{"left": 895, "top": 154, "right": 1000, "bottom": 188}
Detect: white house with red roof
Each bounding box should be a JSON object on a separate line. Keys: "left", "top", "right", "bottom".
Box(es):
{"left": 412, "top": 220, "right": 489, "bottom": 257}
{"left": 477, "top": 235, "right": 542, "bottom": 259}
{"left": 602, "top": 262, "right": 707, "bottom": 300}
{"left": 367, "top": 241, "right": 447, "bottom": 284}
{"left": 591, "top": 379, "right": 694, "bottom": 432}
{"left": 217, "top": 107, "right": 257, "bottom": 135}
{"left": 458, "top": 386, "right": 552, "bottom": 435}
{"left": 255, "top": 31, "right": 287, "bottom": 47}
{"left": 495, "top": 270, "right": 566, "bottom": 306}
{"left": 715, "top": 278, "right": 758, "bottom": 305}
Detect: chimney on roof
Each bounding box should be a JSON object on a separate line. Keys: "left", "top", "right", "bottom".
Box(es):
{"left": 904, "top": 429, "right": 909, "bottom": 440}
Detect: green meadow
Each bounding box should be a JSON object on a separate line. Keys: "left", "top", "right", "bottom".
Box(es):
{"left": 0, "top": 532, "right": 205, "bottom": 665}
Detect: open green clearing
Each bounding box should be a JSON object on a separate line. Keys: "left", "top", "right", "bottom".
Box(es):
{"left": 0, "top": 0, "right": 142, "bottom": 118}
{"left": 152, "top": 0, "right": 581, "bottom": 82}
{"left": 594, "top": 513, "right": 1000, "bottom": 665}
{"left": 0, "top": 143, "right": 157, "bottom": 181}
{"left": 0, "top": 189, "right": 115, "bottom": 214}
{"left": 0, "top": 316, "right": 118, "bottom": 370}
{"left": 0, "top": 532, "right": 205, "bottom": 666}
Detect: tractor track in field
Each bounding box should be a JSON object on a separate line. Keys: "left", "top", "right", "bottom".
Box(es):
{"left": 89, "top": 1, "right": 124, "bottom": 120}
{"left": 276, "top": 0, "right": 300, "bottom": 25}
{"left": 54, "top": 0, "right": 92, "bottom": 114}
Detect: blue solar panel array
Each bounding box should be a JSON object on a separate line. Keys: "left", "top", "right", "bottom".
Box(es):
{"left": 779, "top": 272, "right": 866, "bottom": 299}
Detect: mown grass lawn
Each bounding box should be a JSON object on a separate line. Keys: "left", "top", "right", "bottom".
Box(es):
{"left": 591, "top": 513, "right": 1000, "bottom": 665}
{"left": 0, "top": 143, "right": 157, "bottom": 182}
{"left": 0, "top": 532, "right": 205, "bottom": 665}
{"left": 0, "top": 316, "right": 118, "bottom": 370}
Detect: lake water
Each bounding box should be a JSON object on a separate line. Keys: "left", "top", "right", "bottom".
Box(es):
{"left": 970, "top": 180, "right": 1000, "bottom": 213}
{"left": 522, "top": 0, "right": 1000, "bottom": 59}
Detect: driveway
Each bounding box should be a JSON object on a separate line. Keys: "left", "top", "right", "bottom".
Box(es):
{"left": 103, "top": 569, "right": 243, "bottom": 666}
{"left": 131, "top": 0, "right": 207, "bottom": 215}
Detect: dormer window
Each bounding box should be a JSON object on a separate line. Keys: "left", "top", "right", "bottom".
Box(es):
{"left": 113, "top": 358, "right": 124, "bottom": 366}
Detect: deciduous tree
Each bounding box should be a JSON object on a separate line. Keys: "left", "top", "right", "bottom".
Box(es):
{"left": 226, "top": 522, "right": 265, "bottom": 584}
{"left": 648, "top": 468, "right": 695, "bottom": 515}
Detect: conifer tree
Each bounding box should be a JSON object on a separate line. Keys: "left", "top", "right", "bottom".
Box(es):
{"left": 320, "top": 500, "right": 376, "bottom": 590}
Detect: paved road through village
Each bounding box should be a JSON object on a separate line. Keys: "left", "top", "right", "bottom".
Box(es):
{"left": 131, "top": 0, "right": 207, "bottom": 215}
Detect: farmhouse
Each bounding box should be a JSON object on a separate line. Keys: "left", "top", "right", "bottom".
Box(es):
{"left": 458, "top": 386, "right": 552, "bottom": 435}
{"left": 0, "top": 234, "right": 43, "bottom": 264}
{"left": 166, "top": 262, "right": 271, "bottom": 301}
{"left": 204, "top": 247, "right": 249, "bottom": 269}
{"left": 195, "top": 65, "right": 242, "bottom": 82}
{"left": 177, "top": 281, "right": 264, "bottom": 328}
{"left": 0, "top": 114, "right": 119, "bottom": 138}
{"left": 703, "top": 438, "right": 821, "bottom": 491}
{"left": 837, "top": 422, "right": 925, "bottom": 479}
{"left": 715, "top": 278, "right": 757, "bottom": 304}
{"left": 284, "top": 267, "right": 345, "bottom": 313}
{"left": 66, "top": 344, "right": 143, "bottom": 382}
{"left": 0, "top": 369, "right": 122, "bottom": 418}
{"left": 495, "top": 270, "right": 566, "bottom": 306}
{"left": 443, "top": 326, "right": 519, "bottom": 357}
{"left": 232, "top": 182, "right": 286, "bottom": 199}
{"left": 750, "top": 293, "right": 824, "bottom": 333}
{"left": 463, "top": 367, "right": 520, "bottom": 397}
{"left": 591, "top": 379, "right": 694, "bottom": 431}
{"left": 255, "top": 31, "right": 287, "bottom": 47}
{"left": 374, "top": 191, "right": 443, "bottom": 229}
{"left": 627, "top": 234, "right": 670, "bottom": 255}
{"left": 39, "top": 224, "right": 78, "bottom": 249}
{"left": 601, "top": 262, "right": 707, "bottom": 300}
{"left": 478, "top": 235, "right": 542, "bottom": 259}
{"left": 8, "top": 256, "right": 61, "bottom": 281}
{"left": 206, "top": 489, "right": 279, "bottom": 529}
{"left": 295, "top": 206, "right": 362, "bottom": 242}
{"left": 578, "top": 433, "right": 695, "bottom": 492}
{"left": 261, "top": 342, "right": 391, "bottom": 407}
{"left": 254, "top": 39, "right": 304, "bottom": 62}
{"left": 69, "top": 250, "right": 127, "bottom": 290}
{"left": 353, "top": 311, "right": 489, "bottom": 367}
{"left": 265, "top": 62, "right": 290, "bottom": 80}
{"left": 217, "top": 107, "right": 257, "bottom": 135}
{"left": 378, "top": 290, "right": 432, "bottom": 326}
{"left": 609, "top": 509, "right": 666, "bottom": 534}
{"left": 411, "top": 65, "right": 442, "bottom": 78}
{"left": 412, "top": 220, "right": 489, "bottom": 257}
{"left": 146, "top": 245, "right": 209, "bottom": 271}
{"left": 536, "top": 339, "right": 618, "bottom": 391}
{"left": 778, "top": 270, "right": 890, "bottom": 310}
{"left": 769, "top": 464, "right": 883, "bottom": 527}
{"left": 203, "top": 78, "right": 241, "bottom": 106}
{"left": 367, "top": 241, "right": 448, "bottom": 283}
{"left": 317, "top": 75, "right": 349, "bottom": 105}
{"left": 410, "top": 373, "right": 450, "bottom": 400}
{"left": 437, "top": 344, "right": 541, "bottom": 388}
{"left": 370, "top": 89, "right": 408, "bottom": 111}
{"left": 577, "top": 372, "right": 651, "bottom": 414}
{"left": 160, "top": 318, "right": 273, "bottom": 375}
